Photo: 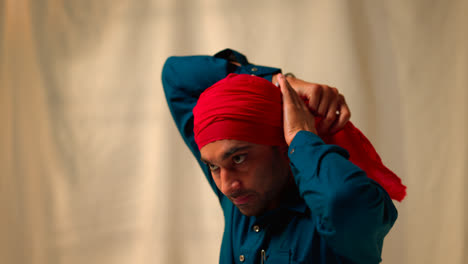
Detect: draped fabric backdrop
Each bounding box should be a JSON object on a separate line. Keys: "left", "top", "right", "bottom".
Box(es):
{"left": 1, "top": 0, "right": 467, "bottom": 263}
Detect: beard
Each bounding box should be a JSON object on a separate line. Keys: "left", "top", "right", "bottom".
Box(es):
{"left": 231, "top": 187, "right": 281, "bottom": 216}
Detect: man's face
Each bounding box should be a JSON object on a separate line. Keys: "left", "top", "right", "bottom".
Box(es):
{"left": 200, "top": 139, "right": 291, "bottom": 216}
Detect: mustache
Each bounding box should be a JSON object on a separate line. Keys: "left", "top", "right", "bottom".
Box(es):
{"left": 228, "top": 190, "right": 254, "bottom": 199}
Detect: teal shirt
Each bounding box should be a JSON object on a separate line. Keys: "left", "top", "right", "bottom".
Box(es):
{"left": 161, "top": 49, "right": 397, "bottom": 264}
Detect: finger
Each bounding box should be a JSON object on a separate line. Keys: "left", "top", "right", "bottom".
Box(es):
{"left": 277, "top": 73, "right": 317, "bottom": 144}
{"left": 278, "top": 73, "right": 302, "bottom": 106}
{"left": 318, "top": 91, "right": 340, "bottom": 134}
{"left": 277, "top": 74, "right": 293, "bottom": 105}
{"left": 329, "top": 95, "right": 351, "bottom": 134}
{"left": 306, "top": 84, "right": 322, "bottom": 114}
{"left": 316, "top": 85, "right": 333, "bottom": 116}
{"left": 278, "top": 73, "right": 300, "bottom": 145}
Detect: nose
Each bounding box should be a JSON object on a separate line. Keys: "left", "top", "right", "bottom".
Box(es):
{"left": 220, "top": 168, "right": 241, "bottom": 195}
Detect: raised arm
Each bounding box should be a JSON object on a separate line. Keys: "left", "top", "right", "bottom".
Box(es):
{"left": 161, "top": 49, "right": 280, "bottom": 196}
{"left": 278, "top": 74, "right": 398, "bottom": 263}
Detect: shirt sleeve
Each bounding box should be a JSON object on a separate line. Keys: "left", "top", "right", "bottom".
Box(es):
{"left": 161, "top": 49, "right": 281, "bottom": 200}
{"left": 288, "top": 130, "right": 398, "bottom": 264}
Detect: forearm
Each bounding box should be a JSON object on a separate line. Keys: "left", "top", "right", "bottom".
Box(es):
{"left": 162, "top": 55, "right": 232, "bottom": 144}
{"left": 161, "top": 50, "right": 281, "bottom": 197}
{"left": 288, "top": 131, "right": 397, "bottom": 263}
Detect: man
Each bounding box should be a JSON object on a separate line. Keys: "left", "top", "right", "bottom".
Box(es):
{"left": 161, "top": 49, "right": 399, "bottom": 263}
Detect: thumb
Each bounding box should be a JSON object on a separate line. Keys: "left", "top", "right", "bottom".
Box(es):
{"left": 277, "top": 73, "right": 298, "bottom": 105}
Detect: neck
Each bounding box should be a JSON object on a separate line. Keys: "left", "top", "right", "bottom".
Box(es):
{"left": 269, "top": 170, "right": 297, "bottom": 210}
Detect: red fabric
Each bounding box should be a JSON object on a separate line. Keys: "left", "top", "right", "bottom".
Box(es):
{"left": 321, "top": 121, "right": 406, "bottom": 201}
{"left": 193, "top": 73, "right": 406, "bottom": 201}
{"left": 194, "top": 74, "right": 287, "bottom": 149}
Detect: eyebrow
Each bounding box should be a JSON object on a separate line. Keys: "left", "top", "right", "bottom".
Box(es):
{"left": 201, "top": 145, "right": 252, "bottom": 164}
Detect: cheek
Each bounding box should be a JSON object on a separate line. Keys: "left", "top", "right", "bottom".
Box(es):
{"left": 246, "top": 162, "right": 276, "bottom": 190}
{"left": 254, "top": 155, "right": 289, "bottom": 191}
{"left": 211, "top": 174, "right": 222, "bottom": 190}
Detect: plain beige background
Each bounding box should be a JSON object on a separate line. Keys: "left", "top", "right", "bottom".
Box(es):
{"left": 1, "top": 0, "right": 467, "bottom": 263}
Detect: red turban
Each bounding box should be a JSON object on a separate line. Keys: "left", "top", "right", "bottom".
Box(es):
{"left": 193, "top": 73, "right": 406, "bottom": 201}
{"left": 193, "top": 73, "right": 287, "bottom": 148}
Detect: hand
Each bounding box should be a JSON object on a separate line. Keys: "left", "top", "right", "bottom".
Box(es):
{"left": 277, "top": 73, "right": 317, "bottom": 146}
{"left": 274, "top": 74, "right": 351, "bottom": 135}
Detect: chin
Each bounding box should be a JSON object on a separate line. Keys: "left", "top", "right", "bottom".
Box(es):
{"left": 239, "top": 210, "right": 256, "bottom": 217}
{"left": 237, "top": 205, "right": 265, "bottom": 217}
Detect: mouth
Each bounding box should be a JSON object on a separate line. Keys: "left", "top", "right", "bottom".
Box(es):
{"left": 232, "top": 194, "right": 254, "bottom": 205}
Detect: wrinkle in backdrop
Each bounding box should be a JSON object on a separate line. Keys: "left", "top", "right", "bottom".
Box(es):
{"left": 1, "top": 0, "right": 467, "bottom": 264}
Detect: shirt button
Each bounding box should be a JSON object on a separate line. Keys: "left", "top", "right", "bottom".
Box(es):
{"left": 239, "top": 254, "right": 245, "bottom": 262}
{"left": 290, "top": 148, "right": 295, "bottom": 154}
{"left": 251, "top": 67, "right": 258, "bottom": 72}
{"left": 253, "top": 225, "right": 261, "bottom": 232}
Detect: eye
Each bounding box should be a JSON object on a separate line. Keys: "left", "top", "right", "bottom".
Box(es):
{"left": 232, "top": 154, "right": 246, "bottom": 164}
{"left": 208, "top": 163, "right": 219, "bottom": 172}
